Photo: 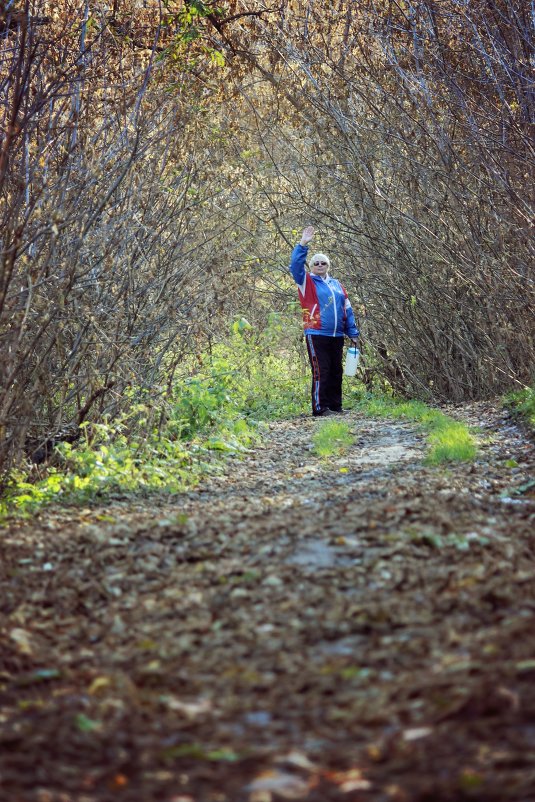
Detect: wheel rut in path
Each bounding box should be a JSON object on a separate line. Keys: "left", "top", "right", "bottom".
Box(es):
{"left": 1, "top": 403, "right": 534, "bottom": 801}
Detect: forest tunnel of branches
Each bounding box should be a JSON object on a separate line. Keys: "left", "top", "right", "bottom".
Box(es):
{"left": 0, "top": 0, "right": 533, "bottom": 475}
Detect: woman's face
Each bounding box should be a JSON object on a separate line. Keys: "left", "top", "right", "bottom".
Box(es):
{"left": 310, "top": 257, "right": 329, "bottom": 277}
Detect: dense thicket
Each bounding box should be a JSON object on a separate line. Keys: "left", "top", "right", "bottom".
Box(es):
{"left": 201, "top": 0, "right": 534, "bottom": 400}
{"left": 1, "top": 0, "right": 533, "bottom": 474}
{"left": 0, "top": 0, "right": 227, "bottom": 472}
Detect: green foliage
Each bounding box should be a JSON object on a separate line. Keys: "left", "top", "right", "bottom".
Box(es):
{"left": 0, "top": 313, "right": 303, "bottom": 520}
{"left": 0, "top": 418, "right": 194, "bottom": 519}
{"left": 356, "top": 395, "right": 477, "bottom": 464}
{"left": 161, "top": 0, "right": 226, "bottom": 67}
{"left": 206, "top": 312, "right": 307, "bottom": 420}
{"left": 0, "top": 390, "right": 255, "bottom": 521}
{"left": 160, "top": 742, "right": 240, "bottom": 762}
{"left": 167, "top": 374, "right": 235, "bottom": 440}
{"left": 313, "top": 421, "right": 354, "bottom": 458}
{"left": 75, "top": 713, "right": 101, "bottom": 733}
{"left": 2, "top": 309, "right": 485, "bottom": 521}
{"left": 504, "top": 385, "right": 535, "bottom": 431}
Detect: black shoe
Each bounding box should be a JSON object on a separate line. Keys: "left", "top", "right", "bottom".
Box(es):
{"left": 329, "top": 408, "right": 349, "bottom": 415}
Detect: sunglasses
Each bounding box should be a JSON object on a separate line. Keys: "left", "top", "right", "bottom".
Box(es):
{"left": 313, "top": 261, "right": 328, "bottom": 266}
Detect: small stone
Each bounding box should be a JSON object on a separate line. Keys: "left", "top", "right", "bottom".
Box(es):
{"left": 230, "top": 587, "right": 248, "bottom": 599}
{"left": 263, "top": 575, "right": 284, "bottom": 587}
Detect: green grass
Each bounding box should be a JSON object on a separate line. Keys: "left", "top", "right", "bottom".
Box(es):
{"left": 426, "top": 421, "right": 478, "bottom": 465}
{"left": 313, "top": 420, "right": 354, "bottom": 457}
{"left": 356, "top": 395, "right": 477, "bottom": 464}
{"left": 504, "top": 385, "right": 535, "bottom": 431}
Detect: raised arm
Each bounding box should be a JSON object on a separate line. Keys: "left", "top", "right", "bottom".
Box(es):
{"left": 290, "top": 226, "right": 315, "bottom": 288}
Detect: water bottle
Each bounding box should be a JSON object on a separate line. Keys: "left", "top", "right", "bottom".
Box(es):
{"left": 344, "top": 345, "right": 360, "bottom": 377}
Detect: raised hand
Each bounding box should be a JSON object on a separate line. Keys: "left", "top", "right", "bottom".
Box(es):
{"left": 300, "top": 226, "right": 315, "bottom": 245}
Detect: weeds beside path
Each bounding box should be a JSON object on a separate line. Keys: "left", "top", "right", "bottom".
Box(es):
{"left": 1, "top": 402, "right": 534, "bottom": 801}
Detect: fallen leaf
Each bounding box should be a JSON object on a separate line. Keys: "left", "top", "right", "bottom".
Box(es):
{"left": 9, "top": 628, "right": 33, "bottom": 655}
{"left": 88, "top": 676, "right": 112, "bottom": 695}
{"left": 402, "top": 727, "right": 433, "bottom": 741}
{"left": 246, "top": 770, "right": 312, "bottom": 799}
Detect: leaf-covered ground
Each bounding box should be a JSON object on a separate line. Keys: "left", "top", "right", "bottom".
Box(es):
{"left": 1, "top": 403, "right": 535, "bottom": 802}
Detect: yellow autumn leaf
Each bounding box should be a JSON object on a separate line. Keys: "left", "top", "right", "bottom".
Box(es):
{"left": 88, "top": 676, "right": 112, "bottom": 695}
{"left": 9, "top": 628, "right": 33, "bottom": 656}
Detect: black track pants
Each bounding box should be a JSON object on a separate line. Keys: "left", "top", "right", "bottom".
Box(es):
{"left": 305, "top": 334, "right": 344, "bottom": 415}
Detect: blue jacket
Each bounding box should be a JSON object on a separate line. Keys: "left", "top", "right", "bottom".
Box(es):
{"left": 290, "top": 244, "right": 359, "bottom": 338}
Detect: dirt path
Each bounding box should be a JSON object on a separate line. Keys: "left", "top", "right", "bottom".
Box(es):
{"left": 1, "top": 403, "right": 535, "bottom": 801}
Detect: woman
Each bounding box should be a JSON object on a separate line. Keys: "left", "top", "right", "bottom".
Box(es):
{"left": 290, "top": 226, "right": 359, "bottom": 416}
